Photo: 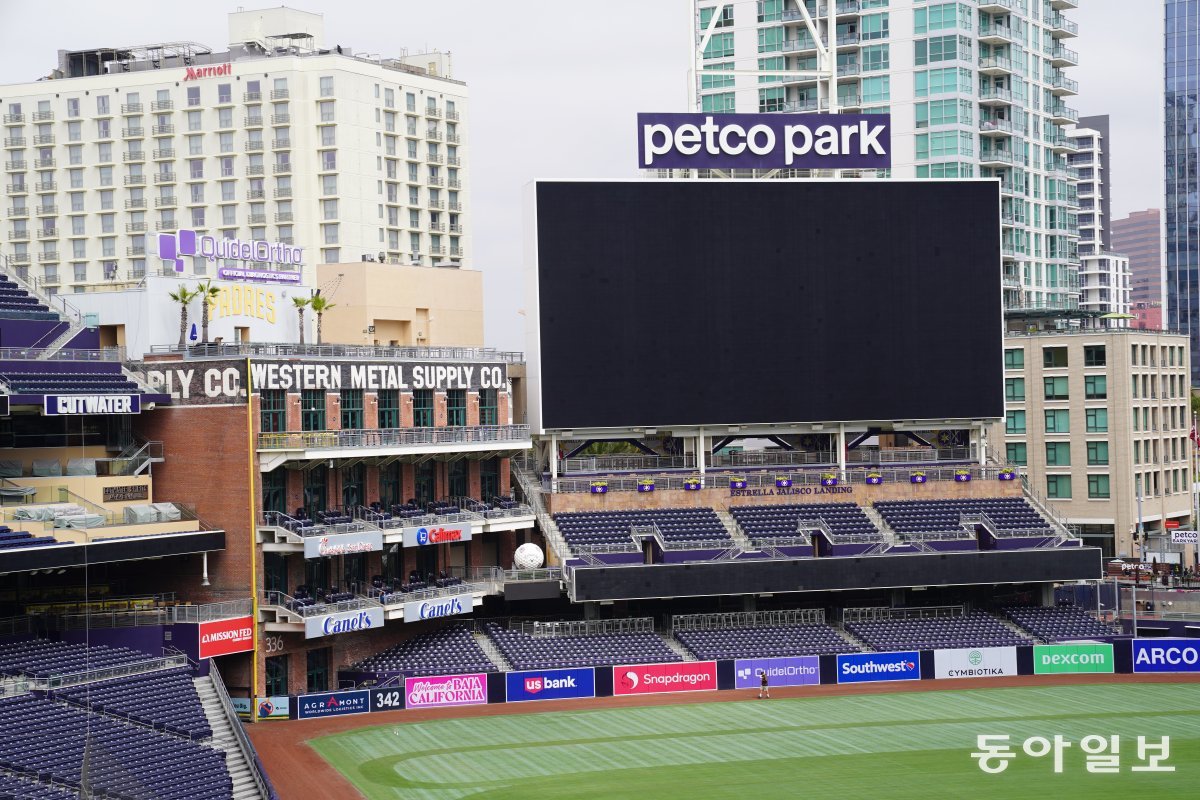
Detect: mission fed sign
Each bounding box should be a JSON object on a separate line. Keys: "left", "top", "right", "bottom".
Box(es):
{"left": 44, "top": 394, "right": 141, "bottom": 415}
{"left": 637, "top": 112, "right": 891, "bottom": 170}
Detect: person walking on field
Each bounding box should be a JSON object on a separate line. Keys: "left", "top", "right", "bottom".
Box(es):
{"left": 758, "top": 669, "right": 770, "bottom": 699}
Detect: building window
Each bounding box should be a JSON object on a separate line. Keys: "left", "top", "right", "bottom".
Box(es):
{"left": 265, "top": 655, "right": 288, "bottom": 697}
{"left": 1087, "top": 474, "right": 1111, "bottom": 500}
{"left": 1085, "top": 408, "right": 1108, "bottom": 433}
{"left": 1005, "top": 442, "right": 1026, "bottom": 466}
{"left": 413, "top": 389, "right": 434, "bottom": 427}
{"left": 862, "top": 44, "right": 889, "bottom": 72}
{"left": 260, "top": 389, "right": 286, "bottom": 432}
{"left": 319, "top": 76, "right": 334, "bottom": 97}
{"left": 341, "top": 463, "right": 364, "bottom": 508}
{"left": 704, "top": 32, "right": 735, "bottom": 59}
{"left": 378, "top": 389, "right": 399, "bottom": 428}
{"left": 1004, "top": 348, "right": 1024, "bottom": 369}
{"left": 1042, "top": 347, "right": 1068, "bottom": 368}
{"left": 340, "top": 389, "right": 363, "bottom": 429}
{"left": 380, "top": 462, "right": 401, "bottom": 506}
{"left": 914, "top": 2, "right": 964, "bottom": 34}
{"left": 1045, "top": 442, "right": 1071, "bottom": 466}
{"left": 1084, "top": 375, "right": 1107, "bottom": 399}
{"left": 1005, "top": 410, "right": 1025, "bottom": 434}
{"left": 1046, "top": 475, "right": 1072, "bottom": 499}
{"left": 1044, "top": 410, "right": 1069, "bottom": 434}
{"left": 861, "top": 12, "right": 889, "bottom": 40}
{"left": 1004, "top": 378, "right": 1024, "bottom": 401}
{"left": 701, "top": 92, "right": 736, "bottom": 114}
{"left": 1043, "top": 377, "right": 1069, "bottom": 401}
{"left": 759, "top": 87, "right": 786, "bottom": 113}
{"left": 700, "top": 62, "right": 735, "bottom": 90}
{"left": 448, "top": 460, "right": 468, "bottom": 498}
{"left": 1087, "top": 441, "right": 1109, "bottom": 466}
{"left": 301, "top": 389, "right": 325, "bottom": 431}
{"left": 480, "top": 457, "right": 500, "bottom": 501}
{"left": 306, "top": 648, "right": 330, "bottom": 693}
{"left": 479, "top": 389, "right": 498, "bottom": 426}
{"left": 1083, "top": 345, "right": 1106, "bottom": 367}
{"left": 446, "top": 389, "right": 467, "bottom": 426}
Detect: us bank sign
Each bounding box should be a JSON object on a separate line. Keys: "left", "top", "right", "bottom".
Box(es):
{"left": 155, "top": 229, "right": 303, "bottom": 284}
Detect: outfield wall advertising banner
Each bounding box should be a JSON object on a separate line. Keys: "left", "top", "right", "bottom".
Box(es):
{"left": 613, "top": 661, "right": 718, "bottom": 696}
{"left": 230, "top": 697, "right": 290, "bottom": 720}
{"left": 296, "top": 690, "right": 370, "bottom": 720}
{"left": 405, "top": 673, "right": 488, "bottom": 709}
{"left": 197, "top": 615, "right": 255, "bottom": 660}
{"left": 734, "top": 657, "right": 821, "bottom": 689}
{"left": 1032, "top": 643, "right": 1115, "bottom": 674}
{"left": 836, "top": 651, "right": 921, "bottom": 684}
{"left": 1132, "top": 639, "right": 1200, "bottom": 673}
{"left": 506, "top": 668, "right": 597, "bottom": 703}
{"left": 637, "top": 112, "right": 891, "bottom": 170}
{"left": 932, "top": 647, "right": 1018, "bottom": 679}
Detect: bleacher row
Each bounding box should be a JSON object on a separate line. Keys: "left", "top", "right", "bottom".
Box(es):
{"left": 0, "top": 528, "right": 57, "bottom": 550}
{"left": 343, "top": 607, "right": 1124, "bottom": 681}
{"left": 554, "top": 498, "right": 1057, "bottom": 553}
{"left": 0, "top": 361, "right": 140, "bottom": 396}
{"left": 0, "top": 276, "right": 58, "bottom": 321}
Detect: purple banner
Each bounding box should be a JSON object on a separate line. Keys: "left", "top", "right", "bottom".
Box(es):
{"left": 637, "top": 113, "right": 891, "bottom": 170}
{"left": 404, "top": 673, "right": 487, "bottom": 709}
{"left": 734, "top": 656, "right": 821, "bottom": 689}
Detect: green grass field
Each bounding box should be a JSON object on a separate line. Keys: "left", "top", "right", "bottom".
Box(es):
{"left": 311, "top": 683, "right": 1200, "bottom": 800}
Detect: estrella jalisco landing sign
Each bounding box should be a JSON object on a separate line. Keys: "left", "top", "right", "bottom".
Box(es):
{"left": 637, "top": 112, "right": 891, "bottom": 170}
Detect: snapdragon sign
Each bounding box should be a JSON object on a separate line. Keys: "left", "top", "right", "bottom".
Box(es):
{"left": 637, "top": 113, "right": 891, "bottom": 170}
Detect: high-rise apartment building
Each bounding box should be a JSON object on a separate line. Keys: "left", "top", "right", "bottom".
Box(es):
{"left": 0, "top": 7, "right": 469, "bottom": 293}
{"left": 1113, "top": 209, "right": 1163, "bottom": 307}
{"left": 1069, "top": 115, "right": 1130, "bottom": 324}
{"left": 691, "top": 0, "right": 1082, "bottom": 318}
{"left": 1165, "top": 0, "right": 1200, "bottom": 378}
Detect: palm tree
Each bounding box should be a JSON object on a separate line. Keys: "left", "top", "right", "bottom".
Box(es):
{"left": 292, "top": 295, "right": 311, "bottom": 345}
{"left": 309, "top": 290, "right": 337, "bottom": 345}
{"left": 167, "top": 286, "right": 197, "bottom": 348}
{"left": 195, "top": 280, "right": 221, "bottom": 344}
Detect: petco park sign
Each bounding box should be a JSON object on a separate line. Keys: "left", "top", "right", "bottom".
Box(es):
{"left": 637, "top": 112, "right": 891, "bottom": 169}
{"left": 402, "top": 592, "right": 474, "bottom": 623}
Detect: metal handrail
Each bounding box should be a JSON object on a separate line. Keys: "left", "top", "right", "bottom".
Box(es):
{"left": 261, "top": 590, "right": 380, "bottom": 618}
{"left": 147, "top": 341, "right": 524, "bottom": 363}
{"left": 0, "top": 346, "right": 127, "bottom": 361}
{"left": 369, "top": 580, "right": 487, "bottom": 607}
{"left": 552, "top": 465, "right": 1013, "bottom": 493}
{"left": 672, "top": 609, "right": 825, "bottom": 632}
{"left": 208, "top": 662, "right": 275, "bottom": 799}
{"left": 39, "top": 654, "right": 187, "bottom": 690}
{"left": 258, "top": 424, "right": 530, "bottom": 451}
{"left": 167, "top": 599, "right": 253, "bottom": 623}
{"left": 514, "top": 617, "right": 655, "bottom": 637}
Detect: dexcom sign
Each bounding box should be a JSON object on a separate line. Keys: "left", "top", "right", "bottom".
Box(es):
{"left": 637, "top": 112, "right": 891, "bottom": 170}
{"left": 1133, "top": 639, "right": 1200, "bottom": 673}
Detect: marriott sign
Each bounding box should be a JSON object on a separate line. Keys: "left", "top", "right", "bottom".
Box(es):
{"left": 184, "top": 63, "right": 232, "bottom": 81}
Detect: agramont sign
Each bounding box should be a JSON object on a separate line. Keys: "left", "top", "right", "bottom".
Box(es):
{"left": 184, "top": 63, "right": 232, "bottom": 81}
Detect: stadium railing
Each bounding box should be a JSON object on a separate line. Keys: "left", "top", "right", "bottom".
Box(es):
{"left": 842, "top": 605, "right": 965, "bottom": 624}
{"left": 513, "top": 617, "right": 656, "bottom": 637}
{"left": 167, "top": 599, "right": 254, "bottom": 623}
{"left": 368, "top": 580, "right": 490, "bottom": 607}
{"left": 510, "top": 460, "right": 572, "bottom": 561}
{"left": 556, "top": 448, "right": 978, "bottom": 476}
{"left": 39, "top": 652, "right": 189, "bottom": 691}
{"left": 551, "top": 465, "right": 1016, "bottom": 493}
{"left": 261, "top": 590, "right": 381, "bottom": 618}
{"left": 147, "top": 341, "right": 525, "bottom": 363}
{"left": 0, "top": 346, "right": 127, "bottom": 361}
{"left": 209, "top": 660, "right": 276, "bottom": 800}
{"left": 671, "top": 609, "right": 826, "bottom": 633}
{"left": 257, "top": 424, "right": 531, "bottom": 451}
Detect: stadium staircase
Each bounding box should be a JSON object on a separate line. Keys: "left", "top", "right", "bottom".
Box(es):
{"left": 833, "top": 624, "right": 872, "bottom": 653}
{"left": 511, "top": 462, "right": 573, "bottom": 562}
{"left": 994, "top": 613, "right": 1039, "bottom": 643}
{"left": 194, "top": 676, "right": 268, "bottom": 800}
{"left": 661, "top": 635, "right": 696, "bottom": 662}
{"left": 715, "top": 510, "right": 752, "bottom": 551}
{"left": 474, "top": 632, "right": 514, "bottom": 672}
{"left": 861, "top": 506, "right": 897, "bottom": 546}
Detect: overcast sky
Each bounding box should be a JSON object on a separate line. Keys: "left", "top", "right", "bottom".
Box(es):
{"left": 0, "top": 1, "right": 1161, "bottom": 352}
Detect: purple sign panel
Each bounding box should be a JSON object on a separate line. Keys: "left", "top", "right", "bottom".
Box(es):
{"left": 404, "top": 673, "right": 488, "bottom": 709}
{"left": 734, "top": 656, "right": 821, "bottom": 689}
{"left": 637, "top": 113, "right": 891, "bottom": 170}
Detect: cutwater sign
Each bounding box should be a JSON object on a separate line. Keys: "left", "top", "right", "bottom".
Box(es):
{"left": 506, "top": 668, "right": 597, "bottom": 702}
{"left": 836, "top": 651, "right": 920, "bottom": 684}
{"left": 402, "top": 592, "right": 474, "bottom": 623}
{"left": 637, "top": 112, "right": 891, "bottom": 170}
{"left": 304, "top": 607, "right": 384, "bottom": 639}
{"left": 296, "top": 690, "right": 370, "bottom": 720}
{"left": 1132, "top": 639, "right": 1200, "bottom": 673}
{"left": 44, "top": 394, "right": 141, "bottom": 416}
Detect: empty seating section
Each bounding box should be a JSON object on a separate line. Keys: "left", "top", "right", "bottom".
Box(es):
{"left": 1004, "top": 606, "right": 1122, "bottom": 641}
{"left": 0, "top": 526, "right": 57, "bottom": 550}
{"left": 844, "top": 611, "right": 1031, "bottom": 651}
{"left": 484, "top": 622, "right": 682, "bottom": 670}
{"left": 731, "top": 503, "right": 880, "bottom": 540}
{"left": 875, "top": 498, "right": 1051, "bottom": 535}
{"left": 0, "top": 361, "right": 139, "bottom": 395}
{"left": 0, "top": 640, "right": 152, "bottom": 680}
{"left": 675, "top": 624, "right": 852, "bottom": 659}
{"left": 349, "top": 624, "right": 495, "bottom": 679}
{"left": 0, "top": 771, "right": 78, "bottom": 800}
{"left": 0, "top": 694, "right": 231, "bottom": 800}
{"left": 0, "top": 276, "right": 59, "bottom": 320}
{"left": 54, "top": 668, "right": 212, "bottom": 741}
{"left": 553, "top": 507, "right": 728, "bottom": 551}
{"left": 372, "top": 572, "right": 464, "bottom": 604}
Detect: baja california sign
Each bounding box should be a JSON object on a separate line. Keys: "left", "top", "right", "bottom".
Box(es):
{"left": 404, "top": 673, "right": 488, "bottom": 709}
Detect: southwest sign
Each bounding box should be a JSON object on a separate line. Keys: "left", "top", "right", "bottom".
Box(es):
{"left": 1032, "top": 643, "right": 1114, "bottom": 674}
{"left": 44, "top": 394, "right": 141, "bottom": 415}
{"left": 304, "top": 607, "right": 384, "bottom": 639}
{"left": 836, "top": 651, "right": 920, "bottom": 684}
{"left": 197, "top": 615, "right": 254, "bottom": 660}
{"left": 402, "top": 592, "right": 474, "bottom": 623}
{"left": 933, "top": 647, "right": 1017, "bottom": 679}
{"left": 303, "top": 530, "right": 383, "bottom": 559}
{"left": 637, "top": 112, "right": 891, "bottom": 170}
{"left": 402, "top": 524, "right": 471, "bottom": 548}
{"left": 506, "top": 668, "right": 596, "bottom": 702}
{"left": 613, "top": 661, "right": 717, "bottom": 696}
{"left": 1132, "top": 639, "right": 1200, "bottom": 673}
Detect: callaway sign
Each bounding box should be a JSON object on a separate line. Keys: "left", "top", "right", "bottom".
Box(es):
{"left": 44, "top": 394, "right": 141, "bottom": 415}
{"left": 638, "top": 112, "right": 891, "bottom": 169}
{"left": 402, "top": 592, "right": 473, "bottom": 623}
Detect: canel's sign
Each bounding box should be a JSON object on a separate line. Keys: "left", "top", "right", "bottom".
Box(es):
{"left": 637, "top": 112, "right": 891, "bottom": 169}
{"left": 155, "top": 229, "right": 303, "bottom": 284}
{"left": 304, "top": 607, "right": 384, "bottom": 639}
{"left": 402, "top": 592, "right": 474, "bottom": 623}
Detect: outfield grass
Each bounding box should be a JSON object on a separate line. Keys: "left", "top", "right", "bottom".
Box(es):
{"left": 310, "top": 683, "right": 1200, "bottom": 800}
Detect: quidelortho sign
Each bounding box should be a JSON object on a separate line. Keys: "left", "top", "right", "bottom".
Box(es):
{"left": 933, "top": 647, "right": 1018, "bottom": 679}
{"left": 1132, "top": 639, "right": 1200, "bottom": 673}
{"left": 734, "top": 657, "right": 820, "bottom": 689}
{"left": 156, "top": 228, "right": 303, "bottom": 282}
{"left": 1032, "top": 643, "right": 1114, "bottom": 674}
{"left": 43, "top": 394, "right": 141, "bottom": 415}
{"left": 836, "top": 651, "right": 920, "bottom": 684}
{"left": 304, "top": 607, "right": 384, "bottom": 639}
{"left": 402, "top": 524, "right": 471, "bottom": 548}
{"left": 637, "top": 112, "right": 891, "bottom": 170}
{"left": 303, "top": 530, "right": 383, "bottom": 559}
{"left": 402, "top": 592, "right": 474, "bottom": 623}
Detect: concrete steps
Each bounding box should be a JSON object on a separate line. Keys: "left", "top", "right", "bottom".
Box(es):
{"left": 861, "top": 506, "right": 897, "bottom": 546}
{"left": 194, "top": 677, "right": 265, "bottom": 800}
{"left": 662, "top": 634, "right": 696, "bottom": 662}
{"left": 474, "top": 631, "right": 514, "bottom": 672}
{"left": 715, "top": 509, "right": 753, "bottom": 550}
{"left": 834, "top": 624, "right": 872, "bottom": 653}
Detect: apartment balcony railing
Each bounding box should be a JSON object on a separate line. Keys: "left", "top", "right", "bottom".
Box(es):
{"left": 257, "top": 424, "right": 531, "bottom": 453}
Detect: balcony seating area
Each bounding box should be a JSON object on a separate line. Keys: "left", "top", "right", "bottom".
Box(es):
{"left": 0, "top": 694, "right": 232, "bottom": 800}
{"left": 675, "top": 624, "right": 854, "bottom": 659}
{"left": 844, "top": 611, "right": 1032, "bottom": 652}
{"left": 875, "top": 498, "right": 1051, "bottom": 535}
{"left": 483, "top": 621, "right": 682, "bottom": 670}
{"left": 53, "top": 668, "right": 212, "bottom": 741}
{"left": 553, "top": 507, "right": 729, "bottom": 551}
{"left": 289, "top": 585, "right": 355, "bottom": 610}
{"left": 0, "top": 276, "right": 59, "bottom": 320}
{"left": 1003, "top": 606, "right": 1122, "bottom": 641}
{"left": 0, "top": 528, "right": 57, "bottom": 549}
{"left": 0, "top": 361, "right": 140, "bottom": 395}
{"left": 0, "top": 639, "right": 153, "bottom": 679}
{"left": 730, "top": 502, "right": 880, "bottom": 540}
{"left": 346, "top": 624, "right": 495, "bottom": 679}
{"left": 371, "top": 571, "right": 464, "bottom": 604}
